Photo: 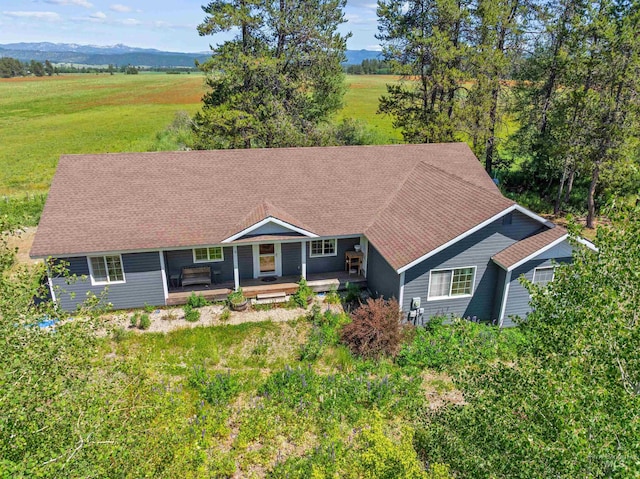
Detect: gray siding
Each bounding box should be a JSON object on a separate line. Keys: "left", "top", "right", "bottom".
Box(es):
{"left": 52, "top": 252, "right": 165, "bottom": 311}
{"left": 281, "top": 242, "right": 302, "bottom": 277}
{"left": 237, "top": 245, "right": 253, "bottom": 279}
{"left": 402, "top": 211, "right": 542, "bottom": 323}
{"left": 367, "top": 242, "right": 400, "bottom": 301}
{"left": 165, "top": 247, "right": 234, "bottom": 283}
{"left": 502, "top": 256, "right": 572, "bottom": 327}
{"left": 306, "top": 237, "right": 360, "bottom": 274}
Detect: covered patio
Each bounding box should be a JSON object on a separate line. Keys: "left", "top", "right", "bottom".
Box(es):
{"left": 166, "top": 271, "right": 366, "bottom": 306}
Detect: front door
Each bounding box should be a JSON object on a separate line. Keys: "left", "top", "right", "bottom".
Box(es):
{"left": 253, "top": 243, "right": 282, "bottom": 277}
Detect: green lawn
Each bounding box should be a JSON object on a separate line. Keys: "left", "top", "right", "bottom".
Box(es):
{"left": 0, "top": 73, "right": 206, "bottom": 195}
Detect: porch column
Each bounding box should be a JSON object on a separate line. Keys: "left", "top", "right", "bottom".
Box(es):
{"left": 232, "top": 245, "right": 240, "bottom": 291}
{"left": 301, "top": 240, "right": 307, "bottom": 279}
{"left": 158, "top": 251, "right": 168, "bottom": 304}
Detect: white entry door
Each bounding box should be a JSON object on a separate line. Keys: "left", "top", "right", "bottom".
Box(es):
{"left": 252, "top": 243, "right": 282, "bottom": 277}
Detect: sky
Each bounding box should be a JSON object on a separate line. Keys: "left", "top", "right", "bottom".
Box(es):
{"left": 0, "top": 0, "right": 381, "bottom": 52}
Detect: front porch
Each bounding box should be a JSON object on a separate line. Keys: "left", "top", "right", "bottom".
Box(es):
{"left": 166, "top": 271, "right": 366, "bottom": 306}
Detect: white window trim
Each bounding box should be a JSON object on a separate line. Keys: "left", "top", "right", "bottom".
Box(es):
{"left": 192, "top": 246, "right": 225, "bottom": 263}
{"left": 309, "top": 238, "right": 337, "bottom": 258}
{"left": 87, "top": 254, "right": 126, "bottom": 286}
{"left": 427, "top": 266, "right": 477, "bottom": 301}
{"left": 532, "top": 266, "right": 555, "bottom": 285}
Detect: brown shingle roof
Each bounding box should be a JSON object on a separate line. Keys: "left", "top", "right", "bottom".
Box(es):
{"left": 492, "top": 226, "right": 568, "bottom": 270}
{"left": 364, "top": 162, "right": 514, "bottom": 270}
{"left": 31, "top": 143, "right": 513, "bottom": 270}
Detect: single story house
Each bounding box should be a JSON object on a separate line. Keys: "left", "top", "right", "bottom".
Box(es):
{"left": 30, "top": 143, "right": 593, "bottom": 326}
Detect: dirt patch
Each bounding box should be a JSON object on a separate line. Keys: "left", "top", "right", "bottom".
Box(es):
{"left": 420, "top": 370, "right": 465, "bottom": 410}
{"left": 6, "top": 227, "right": 40, "bottom": 265}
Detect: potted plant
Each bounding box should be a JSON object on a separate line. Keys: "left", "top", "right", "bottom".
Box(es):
{"left": 293, "top": 277, "right": 315, "bottom": 307}
{"left": 228, "top": 288, "right": 248, "bottom": 311}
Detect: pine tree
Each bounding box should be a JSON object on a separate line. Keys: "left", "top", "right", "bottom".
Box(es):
{"left": 376, "top": 0, "right": 471, "bottom": 144}
{"left": 193, "top": 0, "right": 349, "bottom": 149}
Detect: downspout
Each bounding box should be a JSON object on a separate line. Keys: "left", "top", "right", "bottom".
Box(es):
{"left": 45, "top": 259, "right": 58, "bottom": 307}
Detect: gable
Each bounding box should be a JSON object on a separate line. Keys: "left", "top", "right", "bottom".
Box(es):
{"left": 236, "top": 220, "right": 306, "bottom": 239}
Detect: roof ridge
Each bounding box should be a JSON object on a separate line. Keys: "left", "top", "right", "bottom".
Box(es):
{"left": 419, "top": 160, "right": 504, "bottom": 195}
{"left": 364, "top": 160, "right": 513, "bottom": 237}
{"left": 363, "top": 161, "right": 422, "bottom": 233}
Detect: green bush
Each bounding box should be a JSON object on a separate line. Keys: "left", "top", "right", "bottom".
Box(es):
{"left": 325, "top": 285, "right": 341, "bottom": 304}
{"left": 189, "top": 367, "right": 241, "bottom": 406}
{"left": 143, "top": 303, "right": 155, "bottom": 313}
{"left": 0, "top": 194, "right": 46, "bottom": 229}
{"left": 344, "top": 281, "right": 362, "bottom": 303}
{"left": 186, "top": 292, "right": 209, "bottom": 308}
{"left": 292, "top": 277, "right": 314, "bottom": 308}
{"left": 183, "top": 304, "right": 201, "bottom": 322}
{"left": 219, "top": 309, "right": 231, "bottom": 322}
{"left": 299, "top": 307, "right": 351, "bottom": 361}
{"left": 129, "top": 313, "right": 139, "bottom": 328}
{"left": 227, "top": 288, "right": 245, "bottom": 306}
{"left": 396, "top": 317, "right": 526, "bottom": 371}
{"left": 138, "top": 313, "right": 151, "bottom": 330}
{"left": 259, "top": 366, "right": 422, "bottom": 423}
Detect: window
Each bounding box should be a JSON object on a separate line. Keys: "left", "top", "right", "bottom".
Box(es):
{"left": 193, "top": 246, "right": 224, "bottom": 263}
{"left": 533, "top": 266, "right": 555, "bottom": 286}
{"left": 428, "top": 266, "right": 476, "bottom": 300}
{"left": 88, "top": 255, "right": 125, "bottom": 285}
{"left": 309, "top": 239, "right": 336, "bottom": 257}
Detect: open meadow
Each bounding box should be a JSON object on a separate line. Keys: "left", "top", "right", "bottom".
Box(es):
{"left": 0, "top": 73, "right": 399, "bottom": 197}
{"left": 0, "top": 73, "right": 207, "bottom": 196}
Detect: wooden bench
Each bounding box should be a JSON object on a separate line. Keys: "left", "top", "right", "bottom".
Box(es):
{"left": 181, "top": 266, "right": 211, "bottom": 287}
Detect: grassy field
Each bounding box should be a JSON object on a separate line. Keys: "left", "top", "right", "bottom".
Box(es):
{"left": 338, "top": 75, "right": 402, "bottom": 143}
{"left": 0, "top": 73, "right": 207, "bottom": 195}
{"left": 0, "top": 73, "right": 400, "bottom": 197}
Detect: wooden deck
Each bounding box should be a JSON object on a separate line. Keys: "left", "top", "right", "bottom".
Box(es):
{"left": 166, "top": 271, "right": 366, "bottom": 306}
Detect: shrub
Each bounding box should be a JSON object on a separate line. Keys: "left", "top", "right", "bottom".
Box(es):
{"left": 227, "top": 288, "right": 245, "bottom": 306}
{"left": 187, "top": 292, "right": 209, "bottom": 308}
{"left": 292, "top": 277, "right": 314, "bottom": 308}
{"left": 396, "top": 317, "right": 526, "bottom": 371}
{"left": 129, "top": 313, "right": 139, "bottom": 328}
{"left": 345, "top": 281, "right": 362, "bottom": 303}
{"left": 325, "top": 285, "right": 341, "bottom": 304}
{"left": 161, "top": 310, "right": 177, "bottom": 321}
{"left": 341, "top": 297, "right": 407, "bottom": 359}
{"left": 189, "top": 367, "right": 240, "bottom": 406}
{"left": 138, "top": 313, "right": 151, "bottom": 330}
{"left": 219, "top": 309, "right": 230, "bottom": 322}
{"left": 183, "top": 304, "right": 201, "bottom": 322}
{"left": 143, "top": 303, "right": 155, "bottom": 313}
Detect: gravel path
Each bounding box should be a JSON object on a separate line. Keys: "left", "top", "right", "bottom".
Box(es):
{"left": 114, "top": 299, "right": 343, "bottom": 334}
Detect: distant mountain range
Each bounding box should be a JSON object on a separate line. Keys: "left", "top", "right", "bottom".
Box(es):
{"left": 0, "top": 42, "right": 380, "bottom": 67}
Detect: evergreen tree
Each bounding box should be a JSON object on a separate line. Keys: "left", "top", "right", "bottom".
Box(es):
{"left": 513, "top": 0, "right": 640, "bottom": 225}
{"left": 376, "top": 0, "right": 471, "bottom": 144}
{"left": 193, "top": 0, "right": 349, "bottom": 149}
